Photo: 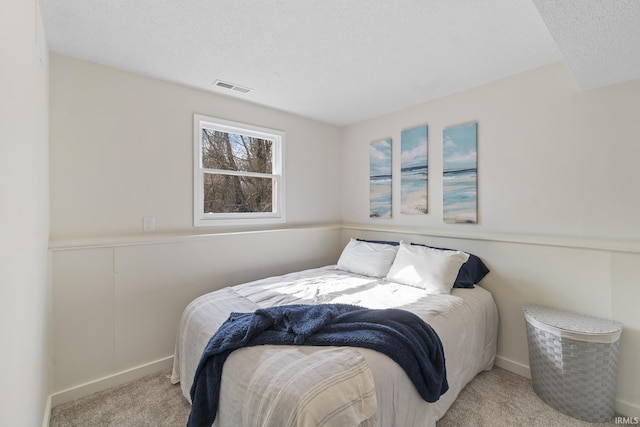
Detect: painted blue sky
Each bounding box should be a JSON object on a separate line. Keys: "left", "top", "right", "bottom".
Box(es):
{"left": 401, "top": 125, "right": 428, "bottom": 169}
{"left": 443, "top": 122, "right": 477, "bottom": 172}
{"left": 370, "top": 138, "right": 392, "bottom": 176}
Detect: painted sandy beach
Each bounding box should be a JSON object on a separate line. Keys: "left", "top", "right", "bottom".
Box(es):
{"left": 443, "top": 122, "right": 477, "bottom": 224}
{"left": 400, "top": 166, "right": 427, "bottom": 214}
{"left": 370, "top": 175, "right": 392, "bottom": 218}
{"left": 370, "top": 138, "right": 392, "bottom": 218}
{"left": 443, "top": 168, "right": 477, "bottom": 223}
{"left": 401, "top": 125, "right": 428, "bottom": 215}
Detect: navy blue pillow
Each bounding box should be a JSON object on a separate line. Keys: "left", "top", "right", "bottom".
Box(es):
{"left": 356, "top": 239, "right": 489, "bottom": 288}
{"left": 410, "top": 243, "right": 489, "bottom": 288}
{"left": 356, "top": 238, "right": 399, "bottom": 246}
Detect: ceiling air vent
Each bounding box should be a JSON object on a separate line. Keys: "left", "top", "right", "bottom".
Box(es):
{"left": 213, "top": 80, "right": 252, "bottom": 94}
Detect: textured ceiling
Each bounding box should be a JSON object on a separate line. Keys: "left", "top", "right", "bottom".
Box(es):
{"left": 533, "top": 0, "right": 640, "bottom": 91}
{"left": 40, "top": 0, "right": 639, "bottom": 126}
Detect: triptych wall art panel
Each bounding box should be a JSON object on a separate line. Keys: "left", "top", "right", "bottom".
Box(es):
{"left": 369, "top": 138, "right": 393, "bottom": 218}
{"left": 400, "top": 125, "right": 428, "bottom": 214}
{"left": 368, "top": 121, "right": 477, "bottom": 223}
{"left": 443, "top": 122, "right": 478, "bottom": 224}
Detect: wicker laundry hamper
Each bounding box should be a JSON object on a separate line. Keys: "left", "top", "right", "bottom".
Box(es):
{"left": 524, "top": 305, "right": 622, "bottom": 423}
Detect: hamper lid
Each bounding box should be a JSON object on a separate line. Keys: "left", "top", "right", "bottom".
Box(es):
{"left": 524, "top": 305, "right": 622, "bottom": 340}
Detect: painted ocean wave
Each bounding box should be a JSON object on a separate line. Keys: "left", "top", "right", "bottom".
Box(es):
{"left": 443, "top": 168, "right": 476, "bottom": 223}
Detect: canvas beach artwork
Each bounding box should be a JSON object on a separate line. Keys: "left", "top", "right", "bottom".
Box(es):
{"left": 370, "top": 138, "right": 392, "bottom": 218}
{"left": 443, "top": 122, "right": 477, "bottom": 224}
{"left": 401, "top": 125, "right": 428, "bottom": 214}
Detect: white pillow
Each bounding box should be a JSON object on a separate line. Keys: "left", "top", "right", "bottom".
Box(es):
{"left": 386, "top": 241, "right": 469, "bottom": 294}
{"left": 336, "top": 239, "right": 399, "bottom": 278}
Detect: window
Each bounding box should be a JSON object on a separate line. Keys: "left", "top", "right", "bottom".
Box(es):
{"left": 193, "top": 114, "right": 285, "bottom": 226}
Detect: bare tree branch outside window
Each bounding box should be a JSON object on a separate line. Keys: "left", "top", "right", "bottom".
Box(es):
{"left": 201, "top": 129, "right": 274, "bottom": 214}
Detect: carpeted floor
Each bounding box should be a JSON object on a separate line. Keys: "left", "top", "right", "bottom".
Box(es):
{"left": 50, "top": 367, "right": 617, "bottom": 427}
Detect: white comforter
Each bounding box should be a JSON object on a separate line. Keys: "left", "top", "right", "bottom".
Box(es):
{"left": 172, "top": 266, "right": 498, "bottom": 427}
{"left": 221, "top": 346, "right": 378, "bottom": 427}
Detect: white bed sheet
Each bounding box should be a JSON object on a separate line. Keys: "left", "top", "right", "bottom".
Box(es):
{"left": 172, "top": 266, "right": 498, "bottom": 427}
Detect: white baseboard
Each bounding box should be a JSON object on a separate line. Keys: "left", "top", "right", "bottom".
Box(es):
{"left": 41, "top": 395, "right": 52, "bottom": 427}
{"left": 615, "top": 399, "right": 640, "bottom": 418}
{"left": 50, "top": 356, "right": 174, "bottom": 407}
{"left": 494, "top": 354, "right": 531, "bottom": 379}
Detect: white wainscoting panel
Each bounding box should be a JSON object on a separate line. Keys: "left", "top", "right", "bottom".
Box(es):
{"left": 341, "top": 225, "right": 640, "bottom": 417}
{"left": 50, "top": 226, "right": 342, "bottom": 402}
{"left": 49, "top": 224, "right": 639, "bottom": 416}
{"left": 51, "top": 248, "right": 115, "bottom": 392}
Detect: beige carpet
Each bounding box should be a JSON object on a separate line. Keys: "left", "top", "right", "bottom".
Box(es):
{"left": 50, "top": 367, "right": 617, "bottom": 427}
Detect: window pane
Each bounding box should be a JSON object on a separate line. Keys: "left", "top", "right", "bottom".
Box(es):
{"left": 201, "top": 129, "right": 273, "bottom": 173}
{"left": 203, "top": 173, "right": 273, "bottom": 213}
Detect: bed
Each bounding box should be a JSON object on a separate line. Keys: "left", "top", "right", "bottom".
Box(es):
{"left": 171, "top": 239, "right": 498, "bottom": 427}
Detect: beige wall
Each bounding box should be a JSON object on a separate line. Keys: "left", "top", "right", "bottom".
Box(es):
{"left": 48, "top": 54, "right": 346, "bottom": 403}
{"left": 0, "top": 1, "right": 50, "bottom": 426}
{"left": 49, "top": 53, "right": 343, "bottom": 240}
{"left": 47, "top": 51, "right": 640, "bottom": 416}
{"left": 340, "top": 62, "right": 640, "bottom": 241}
{"left": 340, "top": 63, "right": 640, "bottom": 416}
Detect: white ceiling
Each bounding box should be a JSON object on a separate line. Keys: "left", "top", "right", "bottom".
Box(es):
{"left": 40, "top": 0, "right": 640, "bottom": 126}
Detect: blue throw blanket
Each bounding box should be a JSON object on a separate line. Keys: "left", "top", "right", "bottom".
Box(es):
{"left": 187, "top": 304, "right": 448, "bottom": 427}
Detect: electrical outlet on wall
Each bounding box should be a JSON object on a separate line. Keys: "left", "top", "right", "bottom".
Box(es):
{"left": 142, "top": 216, "right": 155, "bottom": 232}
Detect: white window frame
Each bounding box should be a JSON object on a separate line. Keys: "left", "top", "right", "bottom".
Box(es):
{"left": 193, "top": 114, "right": 285, "bottom": 227}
